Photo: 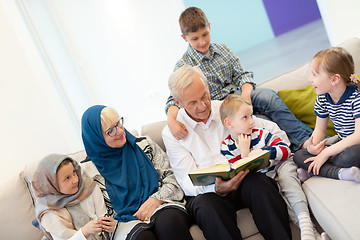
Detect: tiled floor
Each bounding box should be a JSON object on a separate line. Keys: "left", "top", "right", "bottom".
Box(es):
{"left": 237, "top": 19, "right": 331, "bottom": 85}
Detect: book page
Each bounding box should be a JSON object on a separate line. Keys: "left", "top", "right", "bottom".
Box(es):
{"left": 188, "top": 150, "right": 269, "bottom": 186}
{"left": 232, "top": 150, "right": 267, "bottom": 169}
{"left": 189, "top": 163, "right": 230, "bottom": 174}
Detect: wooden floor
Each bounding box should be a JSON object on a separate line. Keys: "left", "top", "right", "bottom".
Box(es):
{"left": 237, "top": 19, "right": 331, "bottom": 85}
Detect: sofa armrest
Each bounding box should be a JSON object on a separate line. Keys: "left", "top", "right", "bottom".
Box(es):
{"left": 303, "top": 177, "right": 360, "bottom": 240}
{"left": 0, "top": 173, "right": 43, "bottom": 239}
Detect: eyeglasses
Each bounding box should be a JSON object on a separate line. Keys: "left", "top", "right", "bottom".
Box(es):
{"left": 105, "top": 117, "right": 124, "bottom": 137}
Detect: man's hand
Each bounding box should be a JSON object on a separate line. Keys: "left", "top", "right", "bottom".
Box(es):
{"left": 214, "top": 170, "right": 249, "bottom": 195}
{"left": 307, "top": 135, "right": 327, "bottom": 155}
{"left": 133, "top": 197, "right": 164, "bottom": 221}
{"left": 168, "top": 119, "right": 188, "bottom": 140}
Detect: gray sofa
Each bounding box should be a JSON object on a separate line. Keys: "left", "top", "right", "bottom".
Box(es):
{"left": 1, "top": 38, "right": 360, "bottom": 240}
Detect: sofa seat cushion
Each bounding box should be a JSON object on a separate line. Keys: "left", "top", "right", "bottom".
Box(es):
{"left": 189, "top": 209, "right": 265, "bottom": 240}
{"left": 302, "top": 177, "right": 360, "bottom": 240}
{"left": 189, "top": 208, "right": 300, "bottom": 240}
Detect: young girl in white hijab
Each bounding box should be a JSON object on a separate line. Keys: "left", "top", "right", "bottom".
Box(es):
{"left": 31, "top": 154, "right": 116, "bottom": 240}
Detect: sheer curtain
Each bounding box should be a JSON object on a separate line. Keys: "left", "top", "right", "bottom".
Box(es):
{"left": 17, "top": 0, "right": 186, "bottom": 132}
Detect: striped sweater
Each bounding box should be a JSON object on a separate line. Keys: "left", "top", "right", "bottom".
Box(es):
{"left": 221, "top": 127, "right": 292, "bottom": 171}
{"left": 315, "top": 85, "right": 360, "bottom": 139}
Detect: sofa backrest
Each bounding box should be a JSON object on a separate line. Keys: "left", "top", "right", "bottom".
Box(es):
{"left": 258, "top": 37, "right": 360, "bottom": 92}
{"left": 141, "top": 121, "right": 167, "bottom": 151}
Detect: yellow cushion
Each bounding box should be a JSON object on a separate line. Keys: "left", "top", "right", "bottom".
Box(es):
{"left": 278, "top": 85, "right": 336, "bottom": 136}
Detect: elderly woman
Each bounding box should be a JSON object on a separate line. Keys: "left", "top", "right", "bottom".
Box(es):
{"left": 81, "top": 105, "right": 192, "bottom": 240}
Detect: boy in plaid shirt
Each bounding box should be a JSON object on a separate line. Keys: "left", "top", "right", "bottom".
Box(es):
{"left": 165, "top": 7, "right": 312, "bottom": 152}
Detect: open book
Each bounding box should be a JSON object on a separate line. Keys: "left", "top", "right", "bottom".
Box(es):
{"left": 188, "top": 150, "right": 270, "bottom": 186}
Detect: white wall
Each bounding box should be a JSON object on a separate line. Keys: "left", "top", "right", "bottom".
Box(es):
{"left": 0, "top": 1, "right": 82, "bottom": 181}
{"left": 0, "top": 0, "right": 186, "bottom": 181}
{"left": 21, "top": 0, "right": 187, "bottom": 132}
{"left": 317, "top": 0, "right": 360, "bottom": 46}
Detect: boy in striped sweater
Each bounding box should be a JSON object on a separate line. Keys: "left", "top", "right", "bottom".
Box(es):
{"left": 220, "top": 95, "right": 291, "bottom": 169}
{"left": 220, "top": 94, "right": 326, "bottom": 240}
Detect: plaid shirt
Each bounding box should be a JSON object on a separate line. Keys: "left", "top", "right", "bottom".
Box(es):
{"left": 165, "top": 43, "right": 254, "bottom": 113}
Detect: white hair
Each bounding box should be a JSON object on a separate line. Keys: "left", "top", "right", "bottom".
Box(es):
{"left": 100, "top": 106, "right": 119, "bottom": 131}
{"left": 168, "top": 64, "right": 209, "bottom": 103}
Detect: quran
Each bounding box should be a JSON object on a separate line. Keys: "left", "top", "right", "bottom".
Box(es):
{"left": 189, "top": 150, "right": 270, "bottom": 186}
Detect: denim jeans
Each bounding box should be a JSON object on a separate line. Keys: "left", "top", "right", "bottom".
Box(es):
{"left": 235, "top": 88, "right": 313, "bottom": 151}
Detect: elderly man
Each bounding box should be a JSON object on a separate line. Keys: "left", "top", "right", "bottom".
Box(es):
{"left": 162, "top": 64, "right": 291, "bottom": 240}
